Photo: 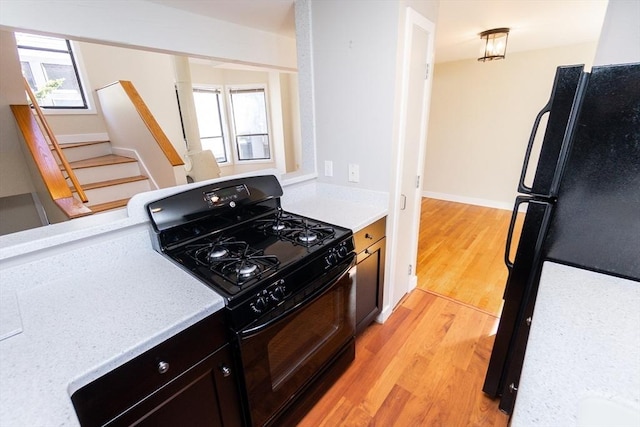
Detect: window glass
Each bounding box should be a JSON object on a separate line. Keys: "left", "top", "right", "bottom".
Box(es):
{"left": 229, "top": 89, "right": 271, "bottom": 161}
{"left": 193, "top": 88, "right": 228, "bottom": 163}
{"left": 15, "top": 32, "right": 88, "bottom": 109}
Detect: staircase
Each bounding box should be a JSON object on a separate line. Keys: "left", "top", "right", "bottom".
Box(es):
{"left": 13, "top": 78, "right": 183, "bottom": 220}
{"left": 54, "top": 140, "right": 152, "bottom": 213}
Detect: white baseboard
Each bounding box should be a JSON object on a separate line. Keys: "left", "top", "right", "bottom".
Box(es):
{"left": 56, "top": 133, "right": 110, "bottom": 144}
{"left": 375, "top": 305, "right": 394, "bottom": 324}
{"left": 422, "top": 191, "right": 514, "bottom": 211}
{"left": 408, "top": 275, "right": 418, "bottom": 292}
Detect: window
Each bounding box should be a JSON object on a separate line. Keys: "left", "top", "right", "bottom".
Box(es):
{"left": 15, "top": 32, "right": 88, "bottom": 109}
{"left": 192, "top": 87, "right": 229, "bottom": 163}
{"left": 191, "top": 85, "right": 272, "bottom": 164}
{"left": 228, "top": 87, "right": 271, "bottom": 161}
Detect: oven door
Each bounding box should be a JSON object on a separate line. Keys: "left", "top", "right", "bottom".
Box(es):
{"left": 237, "top": 255, "right": 356, "bottom": 427}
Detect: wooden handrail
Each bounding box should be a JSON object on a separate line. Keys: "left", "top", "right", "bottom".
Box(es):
{"left": 22, "top": 78, "right": 88, "bottom": 203}
{"left": 11, "top": 104, "right": 92, "bottom": 219}
{"left": 117, "top": 80, "right": 184, "bottom": 166}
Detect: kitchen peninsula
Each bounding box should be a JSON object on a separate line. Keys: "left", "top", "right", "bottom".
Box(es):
{"left": 0, "top": 173, "right": 388, "bottom": 426}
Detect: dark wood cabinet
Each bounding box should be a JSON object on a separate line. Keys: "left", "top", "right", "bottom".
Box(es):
{"left": 354, "top": 217, "right": 386, "bottom": 334}
{"left": 71, "top": 311, "right": 243, "bottom": 427}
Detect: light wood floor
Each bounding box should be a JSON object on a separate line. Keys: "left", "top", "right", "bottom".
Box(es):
{"left": 417, "top": 198, "right": 521, "bottom": 317}
{"left": 298, "top": 199, "right": 513, "bottom": 426}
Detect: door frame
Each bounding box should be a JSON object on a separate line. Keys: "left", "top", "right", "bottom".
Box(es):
{"left": 383, "top": 7, "right": 435, "bottom": 320}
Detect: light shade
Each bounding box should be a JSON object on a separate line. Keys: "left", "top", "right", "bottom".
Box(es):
{"left": 478, "top": 28, "right": 510, "bottom": 62}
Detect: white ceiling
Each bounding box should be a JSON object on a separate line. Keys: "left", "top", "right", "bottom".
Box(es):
{"left": 146, "top": 0, "right": 609, "bottom": 63}
{"left": 435, "top": 0, "right": 608, "bottom": 63}
{"left": 146, "top": 0, "right": 297, "bottom": 37}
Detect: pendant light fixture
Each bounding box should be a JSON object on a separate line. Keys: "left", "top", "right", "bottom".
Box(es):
{"left": 478, "top": 28, "right": 510, "bottom": 62}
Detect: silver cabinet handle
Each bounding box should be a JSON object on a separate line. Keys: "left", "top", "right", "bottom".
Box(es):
{"left": 157, "top": 361, "right": 170, "bottom": 374}
{"left": 220, "top": 365, "right": 231, "bottom": 377}
{"left": 400, "top": 194, "right": 407, "bottom": 210}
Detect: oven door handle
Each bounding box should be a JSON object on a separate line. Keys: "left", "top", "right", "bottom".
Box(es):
{"left": 239, "top": 254, "right": 356, "bottom": 337}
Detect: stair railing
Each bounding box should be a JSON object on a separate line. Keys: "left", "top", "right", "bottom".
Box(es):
{"left": 11, "top": 104, "right": 92, "bottom": 219}
{"left": 23, "top": 77, "right": 88, "bottom": 203}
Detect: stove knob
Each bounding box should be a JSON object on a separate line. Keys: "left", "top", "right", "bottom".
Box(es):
{"left": 270, "top": 285, "right": 287, "bottom": 302}
{"left": 251, "top": 296, "right": 268, "bottom": 314}
{"left": 326, "top": 251, "right": 338, "bottom": 267}
{"left": 337, "top": 245, "right": 349, "bottom": 258}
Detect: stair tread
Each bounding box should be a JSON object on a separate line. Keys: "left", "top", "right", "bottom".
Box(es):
{"left": 72, "top": 175, "right": 149, "bottom": 191}
{"left": 88, "top": 198, "right": 130, "bottom": 213}
{"left": 66, "top": 154, "right": 137, "bottom": 169}
{"left": 53, "top": 140, "right": 110, "bottom": 149}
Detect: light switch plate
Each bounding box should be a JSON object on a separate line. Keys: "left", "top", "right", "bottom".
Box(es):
{"left": 348, "top": 164, "right": 359, "bottom": 182}
{"left": 324, "top": 160, "right": 333, "bottom": 177}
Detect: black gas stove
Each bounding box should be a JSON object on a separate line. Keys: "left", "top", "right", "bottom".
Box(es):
{"left": 147, "top": 175, "right": 354, "bottom": 330}
{"left": 147, "top": 175, "right": 357, "bottom": 426}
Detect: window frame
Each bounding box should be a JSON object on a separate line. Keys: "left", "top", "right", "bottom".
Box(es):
{"left": 226, "top": 84, "right": 273, "bottom": 164}
{"left": 192, "top": 84, "right": 231, "bottom": 164}
{"left": 15, "top": 33, "right": 95, "bottom": 115}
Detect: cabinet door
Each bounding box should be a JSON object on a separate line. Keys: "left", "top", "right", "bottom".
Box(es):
{"left": 72, "top": 313, "right": 231, "bottom": 426}
{"left": 110, "top": 344, "right": 242, "bottom": 427}
{"left": 356, "top": 237, "right": 386, "bottom": 334}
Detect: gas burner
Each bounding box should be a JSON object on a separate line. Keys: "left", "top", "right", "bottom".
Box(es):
{"left": 186, "top": 237, "right": 280, "bottom": 287}
{"left": 218, "top": 249, "right": 279, "bottom": 285}
{"left": 281, "top": 221, "right": 335, "bottom": 247}
{"left": 207, "top": 246, "right": 229, "bottom": 261}
{"left": 189, "top": 237, "right": 243, "bottom": 266}
{"left": 297, "top": 231, "right": 318, "bottom": 244}
{"left": 238, "top": 263, "right": 259, "bottom": 276}
{"left": 255, "top": 208, "right": 298, "bottom": 235}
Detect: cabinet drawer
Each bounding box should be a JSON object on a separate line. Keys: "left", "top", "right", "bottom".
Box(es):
{"left": 72, "top": 311, "right": 227, "bottom": 427}
{"left": 354, "top": 217, "right": 386, "bottom": 253}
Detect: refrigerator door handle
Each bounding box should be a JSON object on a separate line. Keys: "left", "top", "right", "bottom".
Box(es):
{"left": 504, "top": 196, "right": 529, "bottom": 270}
{"left": 517, "top": 105, "right": 552, "bottom": 195}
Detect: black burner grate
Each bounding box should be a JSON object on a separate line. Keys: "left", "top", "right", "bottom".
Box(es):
{"left": 254, "top": 209, "right": 335, "bottom": 247}
{"left": 187, "top": 237, "right": 280, "bottom": 287}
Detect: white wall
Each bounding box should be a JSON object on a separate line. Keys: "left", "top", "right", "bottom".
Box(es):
{"left": 594, "top": 0, "right": 640, "bottom": 65}
{"left": 0, "top": 0, "right": 296, "bottom": 71}
{"left": 423, "top": 42, "right": 599, "bottom": 209}
{"left": 296, "top": 0, "right": 438, "bottom": 190}
{"left": 309, "top": 0, "right": 400, "bottom": 191}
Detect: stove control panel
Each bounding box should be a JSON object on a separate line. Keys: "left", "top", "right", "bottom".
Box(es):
{"left": 324, "top": 241, "right": 351, "bottom": 269}
{"left": 203, "top": 184, "right": 250, "bottom": 208}
{"left": 249, "top": 280, "right": 289, "bottom": 314}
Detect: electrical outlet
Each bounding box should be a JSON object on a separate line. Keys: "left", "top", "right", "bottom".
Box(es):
{"left": 348, "top": 164, "right": 360, "bottom": 183}
{"left": 324, "top": 160, "right": 333, "bottom": 177}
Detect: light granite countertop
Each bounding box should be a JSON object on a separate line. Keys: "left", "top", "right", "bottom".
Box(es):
{"left": 0, "top": 224, "right": 225, "bottom": 427}
{"left": 0, "top": 173, "right": 389, "bottom": 426}
{"left": 511, "top": 261, "right": 640, "bottom": 426}
{"left": 281, "top": 180, "right": 388, "bottom": 232}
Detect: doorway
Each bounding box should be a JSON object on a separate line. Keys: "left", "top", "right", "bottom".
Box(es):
{"left": 416, "top": 198, "right": 524, "bottom": 316}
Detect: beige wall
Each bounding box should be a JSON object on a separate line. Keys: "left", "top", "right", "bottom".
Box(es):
{"left": 0, "top": 194, "right": 42, "bottom": 235}
{"left": 423, "top": 42, "right": 598, "bottom": 209}
{"left": 58, "top": 42, "right": 186, "bottom": 158}
{"left": 281, "top": 73, "right": 301, "bottom": 173}
{"left": 0, "top": 30, "right": 36, "bottom": 198}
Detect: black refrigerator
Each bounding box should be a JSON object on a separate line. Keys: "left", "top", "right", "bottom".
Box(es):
{"left": 483, "top": 62, "right": 640, "bottom": 414}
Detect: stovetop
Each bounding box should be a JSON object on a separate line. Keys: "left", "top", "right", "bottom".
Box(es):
{"left": 146, "top": 175, "right": 355, "bottom": 318}
{"left": 164, "top": 208, "right": 351, "bottom": 301}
